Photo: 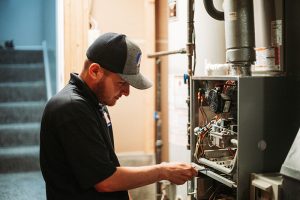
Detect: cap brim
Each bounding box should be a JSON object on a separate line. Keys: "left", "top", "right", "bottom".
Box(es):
{"left": 118, "top": 73, "right": 152, "bottom": 90}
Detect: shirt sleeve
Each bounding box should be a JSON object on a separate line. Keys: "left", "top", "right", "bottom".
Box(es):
{"left": 56, "top": 100, "right": 117, "bottom": 190}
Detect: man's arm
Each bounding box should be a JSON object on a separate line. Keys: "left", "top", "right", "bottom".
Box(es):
{"left": 95, "top": 162, "right": 197, "bottom": 192}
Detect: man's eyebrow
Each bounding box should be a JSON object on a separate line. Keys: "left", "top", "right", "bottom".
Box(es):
{"left": 118, "top": 80, "right": 127, "bottom": 85}
{"left": 119, "top": 79, "right": 127, "bottom": 83}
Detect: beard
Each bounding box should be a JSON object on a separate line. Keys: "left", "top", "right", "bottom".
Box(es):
{"left": 93, "top": 77, "right": 117, "bottom": 106}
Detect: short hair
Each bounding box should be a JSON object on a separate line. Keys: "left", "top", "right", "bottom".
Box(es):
{"left": 83, "top": 59, "right": 110, "bottom": 76}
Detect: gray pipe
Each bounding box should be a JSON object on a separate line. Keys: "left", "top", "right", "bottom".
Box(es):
{"left": 224, "top": 0, "right": 255, "bottom": 67}
{"left": 203, "top": 0, "right": 224, "bottom": 21}
{"left": 203, "top": 0, "right": 256, "bottom": 75}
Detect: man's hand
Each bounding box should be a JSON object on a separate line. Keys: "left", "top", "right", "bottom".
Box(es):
{"left": 158, "top": 162, "right": 198, "bottom": 185}
{"left": 95, "top": 162, "right": 198, "bottom": 192}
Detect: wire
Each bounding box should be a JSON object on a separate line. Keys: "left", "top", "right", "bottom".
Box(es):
{"left": 227, "top": 147, "right": 236, "bottom": 158}
{"left": 209, "top": 185, "right": 221, "bottom": 200}
{"left": 198, "top": 91, "right": 208, "bottom": 125}
{"left": 200, "top": 107, "right": 208, "bottom": 124}
{"left": 223, "top": 80, "right": 237, "bottom": 94}
{"left": 200, "top": 96, "right": 208, "bottom": 124}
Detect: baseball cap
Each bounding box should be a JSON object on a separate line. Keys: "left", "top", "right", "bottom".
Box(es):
{"left": 86, "top": 32, "right": 152, "bottom": 90}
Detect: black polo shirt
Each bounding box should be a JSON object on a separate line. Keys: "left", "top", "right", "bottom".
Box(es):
{"left": 40, "top": 73, "right": 129, "bottom": 200}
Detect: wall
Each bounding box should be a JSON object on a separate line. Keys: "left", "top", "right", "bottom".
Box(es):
{"left": 89, "top": 0, "right": 156, "bottom": 154}
{"left": 194, "top": 0, "right": 226, "bottom": 75}
{"left": 0, "top": 0, "right": 57, "bottom": 95}
{"left": 0, "top": 0, "right": 43, "bottom": 46}
{"left": 168, "top": 1, "right": 190, "bottom": 198}
{"left": 63, "top": 0, "right": 89, "bottom": 83}
{"left": 0, "top": 0, "right": 155, "bottom": 155}
{"left": 156, "top": 0, "right": 169, "bottom": 162}
{"left": 167, "top": 0, "right": 225, "bottom": 199}
{"left": 43, "top": 0, "right": 57, "bottom": 95}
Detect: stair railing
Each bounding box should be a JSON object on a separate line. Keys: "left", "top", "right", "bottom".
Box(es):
{"left": 42, "top": 41, "right": 52, "bottom": 100}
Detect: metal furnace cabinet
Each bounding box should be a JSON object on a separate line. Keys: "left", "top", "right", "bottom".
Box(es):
{"left": 190, "top": 76, "right": 291, "bottom": 200}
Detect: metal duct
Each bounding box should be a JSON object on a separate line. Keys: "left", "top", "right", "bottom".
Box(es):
{"left": 224, "top": 0, "right": 255, "bottom": 67}
{"left": 203, "top": 0, "right": 256, "bottom": 75}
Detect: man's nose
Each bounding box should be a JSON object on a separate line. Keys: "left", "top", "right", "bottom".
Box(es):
{"left": 122, "top": 83, "right": 130, "bottom": 96}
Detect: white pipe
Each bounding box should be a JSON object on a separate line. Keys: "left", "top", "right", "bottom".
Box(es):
{"left": 198, "top": 149, "right": 238, "bottom": 175}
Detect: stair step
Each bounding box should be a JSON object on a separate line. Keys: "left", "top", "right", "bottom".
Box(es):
{"left": 0, "top": 171, "right": 46, "bottom": 200}
{"left": 0, "top": 63, "right": 45, "bottom": 83}
{"left": 0, "top": 123, "right": 40, "bottom": 147}
{"left": 0, "top": 81, "right": 47, "bottom": 102}
{"left": 0, "top": 146, "right": 40, "bottom": 173}
{"left": 0, "top": 101, "right": 45, "bottom": 123}
{"left": 0, "top": 50, "right": 43, "bottom": 64}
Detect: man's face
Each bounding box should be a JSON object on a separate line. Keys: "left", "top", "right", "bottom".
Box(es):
{"left": 95, "top": 71, "right": 130, "bottom": 106}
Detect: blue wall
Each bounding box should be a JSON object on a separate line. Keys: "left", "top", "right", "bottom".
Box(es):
{"left": 0, "top": 0, "right": 43, "bottom": 46}
{"left": 44, "top": 0, "right": 56, "bottom": 50}
{"left": 43, "top": 0, "right": 57, "bottom": 95}
{"left": 0, "top": 0, "right": 57, "bottom": 94}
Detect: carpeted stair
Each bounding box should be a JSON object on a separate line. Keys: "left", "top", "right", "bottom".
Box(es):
{"left": 0, "top": 49, "right": 47, "bottom": 200}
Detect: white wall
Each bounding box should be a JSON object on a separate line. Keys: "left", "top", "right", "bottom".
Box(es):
{"left": 194, "top": 0, "right": 226, "bottom": 75}
{"left": 168, "top": 0, "right": 190, "bottom": 198}
{"left": 90, "top": 0, "right": 155, "bottom": 154}
{"left": 168, "top": 0, "right": 225, "bottom": 199}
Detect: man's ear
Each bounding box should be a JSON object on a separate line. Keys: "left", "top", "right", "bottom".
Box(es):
{"left": 88, "top": 63, "right": 104, "bottom": 80}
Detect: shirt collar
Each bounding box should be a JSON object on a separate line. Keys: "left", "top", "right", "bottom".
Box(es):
{"left": 69, "top": 73, "right": 99, "bottom": 107}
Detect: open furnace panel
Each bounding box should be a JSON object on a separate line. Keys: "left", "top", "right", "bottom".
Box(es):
{"left": 190, "top": 76, "right": 289, "bottom": 200}
{"left": 191, "top": 77, "right": 238, "bottom": 199}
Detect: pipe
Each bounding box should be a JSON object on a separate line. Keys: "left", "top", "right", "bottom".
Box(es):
{"left": 187, "top": 0, "right": 194, "bottom": 151}
{"left": 154, "top": 59, "right": 162, "bottom": 200}
{"left": 147, "top": 49, "right": 187, "bottom": 200}
{"left": 147, "top": 48, "right": 186, "bottom": 58}
{"left": 187, "top": 0, "right": 195, "bottom": 198}
{"left": 224, "top": 0, "right": 255, "bottom": 65}
{"left": 198, "top": 149, "right": 238, "bottom": 175}
{"left": 153, "top": 58, "right": 162, "bottom": 166}
{"left": 203, "top": 0, "right": 255, "bottom": 75}
{"left": 203, "top": 0, "right": 224, "bottom": 21}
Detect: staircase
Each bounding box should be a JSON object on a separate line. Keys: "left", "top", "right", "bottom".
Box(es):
{"left": 0, "top": 49, "right": 47, "bottom": 200}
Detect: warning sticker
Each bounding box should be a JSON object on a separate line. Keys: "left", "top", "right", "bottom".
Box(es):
{"left": 271, "top": 20, "right": 282, "bottom": 46}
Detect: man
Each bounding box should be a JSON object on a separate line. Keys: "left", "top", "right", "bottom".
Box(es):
{"left": 40, "top": 32, "right": 197, "bottom": 200}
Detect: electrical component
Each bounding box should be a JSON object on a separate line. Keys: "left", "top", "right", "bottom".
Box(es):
{"left": 207, "top": 87, "right": 231, "bottom": 113}
{"left": 193, "top": 80, "right": 238, "bottom": 192}
{"left": 194, "top": 117, "right": 238, "bottom": 175}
